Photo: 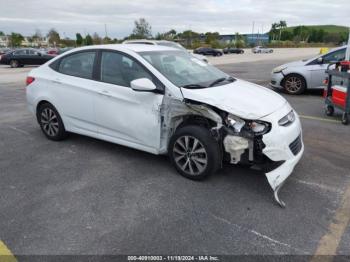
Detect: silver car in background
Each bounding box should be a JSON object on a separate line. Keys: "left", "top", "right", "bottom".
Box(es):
{"left": 123, "top": 39, "right": 208, "bottom": 63}
{"left": 270, "top": 46, "right": 346, "bottom": 94}
{"left": 252, "top": 46, "right": 273, "bottom": 54}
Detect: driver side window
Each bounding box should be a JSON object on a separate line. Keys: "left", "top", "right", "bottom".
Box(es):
{"left": 100, "top": 51, "right": 154, "bottom": 87}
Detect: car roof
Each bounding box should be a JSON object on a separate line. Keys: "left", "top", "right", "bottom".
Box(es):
{"left": 62, "top": 44, "right": 179, "bottom": 54}
{"left": 123, "top": 39, "right": 178, "bottom": 45}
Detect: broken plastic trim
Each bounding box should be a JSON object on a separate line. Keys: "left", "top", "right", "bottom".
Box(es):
{"left": 274, "top": 183, "right": 286, "bottom": 208}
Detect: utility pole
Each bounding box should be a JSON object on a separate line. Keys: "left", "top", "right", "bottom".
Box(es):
{"left": 346, "top": 27, "right": 350, "bottom": 61}
{"left": 104, "top": 24, "right": 108, "bottom": 38}
{"left": 251, "top": 21, "right": 255, "bottom": 45}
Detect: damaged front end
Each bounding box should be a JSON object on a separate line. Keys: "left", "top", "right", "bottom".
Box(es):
{"left": 160, "top": 96, "right": 303, "bottom": 207}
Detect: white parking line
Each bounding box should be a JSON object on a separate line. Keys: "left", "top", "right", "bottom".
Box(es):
{"left": 211, "top": 214, "right": 307, "bottom": 254}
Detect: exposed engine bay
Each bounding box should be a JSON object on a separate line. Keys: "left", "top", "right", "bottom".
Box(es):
{"left": 159, "top": 96, "right": 292, "bottom": 207}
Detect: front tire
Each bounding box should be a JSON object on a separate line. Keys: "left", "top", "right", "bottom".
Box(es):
{"left": 10, "top": 60, "right": 19, "bottom": 68}
{"left": 37, "top": 103, "right": 67, "bottom": 141}
{"left": 169, "top": 125, "right": 221, "bottom": 180}
{"left": 283, "top": 74, "right": 306, "bottom": 95}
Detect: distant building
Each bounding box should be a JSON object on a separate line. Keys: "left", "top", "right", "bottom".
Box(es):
{"left": 22, "top": 37, "right": 49, "bottom": 47}
{"left": 0, "top": 35, "right": 49, "bottom": 47}
{"left": 0, "top": 36, "right": 10, "bottom": 47}
{"left": 219, "top": 34, "right": 269, "bottom": 46}
{"left": 190, "top": 33, "right": 270, "bottom": 47}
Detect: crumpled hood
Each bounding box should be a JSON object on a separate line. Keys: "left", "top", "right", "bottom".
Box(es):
{"left": 181, "top": 79, "right": 287, "bottom": 119}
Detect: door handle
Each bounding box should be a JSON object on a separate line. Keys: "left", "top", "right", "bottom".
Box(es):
{"left": 99, "top": 90, "right": 111, "bottom": 97}
{"left": 53, "top": 79, "right": 62, "bottom": 84}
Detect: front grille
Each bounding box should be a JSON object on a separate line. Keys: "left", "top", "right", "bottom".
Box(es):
{"left": 289, "top": 134, "right": 302, "bottom": 156}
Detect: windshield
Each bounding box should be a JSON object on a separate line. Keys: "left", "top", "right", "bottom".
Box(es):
{"left": 139, "top": 50, "right": 229, "bottom": 88}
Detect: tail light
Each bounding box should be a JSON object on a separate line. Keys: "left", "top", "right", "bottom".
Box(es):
{"left": 26, "top": 76, "right": 35, "bottom": 86}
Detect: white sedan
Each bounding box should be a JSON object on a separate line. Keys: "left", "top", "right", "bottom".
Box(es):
{"left": 26, "top": 44, "right": 303, "bottom": 207}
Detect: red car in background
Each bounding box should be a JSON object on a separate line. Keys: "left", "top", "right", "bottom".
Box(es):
{"left": 47, "top": 49, "right": 59, "bottom": 56}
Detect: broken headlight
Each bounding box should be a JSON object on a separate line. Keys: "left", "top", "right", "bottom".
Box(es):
{"left": 248, "top": 120, "right": 271, "bottom": 135}
{"left": 226, "top": 114, "right": 270, "bottom": 135}
{"left": 226, "top": 114, "right": 246, "bottom": 132}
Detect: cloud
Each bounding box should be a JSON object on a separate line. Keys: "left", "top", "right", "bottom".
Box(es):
{"left": 0, "top": 0, "right": 349, "bottom": 38}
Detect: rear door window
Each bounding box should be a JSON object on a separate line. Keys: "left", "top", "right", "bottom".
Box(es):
{"left": 14, "top": 50, "right": 26, "bottom": 55}
{"left": 58, "top": 51, "right": 96, "bottom": 79}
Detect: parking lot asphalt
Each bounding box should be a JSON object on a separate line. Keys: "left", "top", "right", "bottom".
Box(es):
{"left": 0, "top": 54, "right": 349, "bottom": 257}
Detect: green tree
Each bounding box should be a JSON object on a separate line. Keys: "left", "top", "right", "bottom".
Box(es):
{"left": 178, "top": 30, "right": 199, "bottom": 47}
{"left": 281, "top": 31, "right": 293, "bottom": 41}
{"left": 234, "top": 32, "right": 245, "bottom": 48}
{"left": 204, "top": 32, "right": 219, "bottom": 45}
{"left": 47, "top": 28, "right": 60, "bottom": 47}
{"left": 85, "top": 34, "right": 93, "bottom": 45}
{"left": 131, "top": 18, "right": 152, "bottom": 39}
{"left": 9, "top": 33, "right": 24, "bottom": 47}
{"left": 102, "top": 36, "right": 112, "bottom": 44}
{"left": 278, "top": 20, "right": 287, "bottom": 40}
{"left": 92, "top": 32, "right": 102, "bottom": 45}
{"left": 269, "top": 23, "right": 279, "bottom": 41}
{"left": 0, "top": 31, "right": 4, "bottom": 36}
{"left": 309, "top": 29, "right": 325, "bottom": 43}
{"left": 324, "top": 32, "right": 342, "bottom": 44}
{"left": 293, "top": 26, "right": 309, "bottom": 42}
{"left": 76, "top": 33, "right": 84, "bottom": 46}
{"left": 155, "top": 29, "right": 177, "bottom": 40}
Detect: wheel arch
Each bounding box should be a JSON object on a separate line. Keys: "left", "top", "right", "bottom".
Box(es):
{"left": 175, "top": 115, "right": 218, "bottom": 132}
{"left": 35, "top": 100, "right": 65, "bottom": 126}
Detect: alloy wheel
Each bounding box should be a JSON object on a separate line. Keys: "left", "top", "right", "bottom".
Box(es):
{"left": 41, "top": 108, "right": 59, "bottom": 137}
{"left": 10, "top": 60, "right": 19, "bottom": 68}
{"left": 173, "top": 135, "right": 208, "bottom": 176}
{"left": 285, "top": 76, "right": 302, "bottom": 93}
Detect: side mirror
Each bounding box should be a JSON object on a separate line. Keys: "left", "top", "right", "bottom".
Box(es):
{"left": 317, "top": 57, "right": 324, "bottom": 64}
{"left": 36, "top": 52, "right": 42, "bottom": 56}
{"left": 130, "top": 78, "right": 156, "bottom": 92}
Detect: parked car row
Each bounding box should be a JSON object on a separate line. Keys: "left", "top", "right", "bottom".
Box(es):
{"left": 0, "top": 47, "right": 74, "bottom": 68}
{"left": 0, "top": 48, "right": 54, "bottom": 67}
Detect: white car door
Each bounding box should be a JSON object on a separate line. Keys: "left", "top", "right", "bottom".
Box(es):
{"left": 51, "top": 51, "right": 98, "bottom": 135}
{"left": 308, "top": 48, "right": 345, "bottom": 88}
{"left": 94, "top": 50, "right": 164, "bottom": 154}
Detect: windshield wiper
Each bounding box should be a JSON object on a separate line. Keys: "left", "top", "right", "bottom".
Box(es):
{"left": 181, "top": 84, "right": 208, "bottom": 89}
{"left": 208, "top": 76, "right": 235, "bottom": 87}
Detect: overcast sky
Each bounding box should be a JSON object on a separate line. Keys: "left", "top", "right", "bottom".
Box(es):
{"left": 0, "top": 0, "right": 349, "bottom": 39}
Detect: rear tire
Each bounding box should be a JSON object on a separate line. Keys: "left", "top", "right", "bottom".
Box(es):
{"left": 37, "top": 103, "right": 68, "bottom": 141}
{"left": 283, "top": 74, "right": 306, "bottom": 95}
{"left": 325, "top": 105, "right": 334, "bottom": 116}
{"left": 342, "top": 113, "right": 349, "bottom": 125}
{"left": 10, "top": 60, "right": 19, "bottom": 68}
{"left": 169, "top": 125, "right": 221, "bottom": 181}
